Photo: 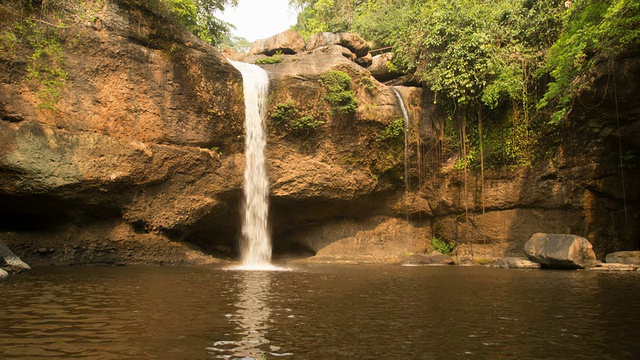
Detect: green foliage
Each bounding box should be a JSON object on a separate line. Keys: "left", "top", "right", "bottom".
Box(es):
{"left": 290, "top": 0, "right": 349, "bottom": 38}
{"left": 377, "top": 118, "right": 404, "bottom": 142}
{"left": 318, "top": 70, "right": 358, "bottom": 115}
{"left": 26, "top": 25, "right": 68, "bottom": 110}
{"left": 291, "top": 115, "right": 325, "bottom": 135}
{"left": 271, "top": 100, "right": 297, "bottom": 124}
{"left": 255, "top": 55, "right": 284, "bottom": 65}
{"left": 270, "top": 100, "right": 324, "bottom": 137}
{"left": 0, "top": 30, "right": 18, "bottom": 55}
{"left": 1, "top": 15, "right": 69, "bottom": 110}
{"left": 539, "top": 0, "right": 640, "bottom": 124}
{"left": 358, "top": 76, "right": 376, "bottom": 93}
{"left": 165, "top": 0, "right": 237, "bottom": 45}
{"left": 430, "top": 236, "right": 454, "bottom": 254}
{"left": 217, "top": 34, "right": 252, "bottom": 53}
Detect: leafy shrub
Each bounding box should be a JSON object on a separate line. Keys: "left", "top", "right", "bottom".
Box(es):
{"left": 271, "top": 100, "right": 297, "bottom": 124}
{"left": 270, "top": 100, "right": 323, "bottom": 137}
{"left": 358, "top": 76, "right": 376, "bottom": 93}
{"left": 255, "top": 55, "right": 283, "bottom": 65}
{"left": 430, "top": 236, "right": 454, "bottom": 254}
{"left": 291, "top": 115, "right": 325, "bottom": 135}
{"left": 377, "top": 118, "right": 404, "bottom": 141}
{"left": 319, "top": 70, "right": 358, "bottom": 115}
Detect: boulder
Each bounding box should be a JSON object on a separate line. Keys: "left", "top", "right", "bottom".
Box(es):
{"left": 587, "top": 262, "right": 639, "bottom": 271}
{"left": 400, "top": 251, "right": 454, "bottom": 266}
{"left": 605, "top": 251, "right": 640, "bottom": 265}
{"left": 496, "top": 257, "right": 541, "bottom": 269}
{"left": 0, "top": 268, "right": 8, "bottom": 281}
{"left": 248, "top": 30, "right": 306, "bottom": 56}
{"left": 307, "top": 32, "right": 370, "bottom": 58}
{"left": 355, "top": 53, "right": 373, "bottom": 68}
{"left": 309, "top": 44, "right": 356, "bottom": 61}
{"left": 367, "top": 52, "right": 401, "bottom": 82}
{"left": 524, "top": 233, "right": 598, "bottom": 269}
{"left": 0, "top": 240, "right": 31, "bottom": 273}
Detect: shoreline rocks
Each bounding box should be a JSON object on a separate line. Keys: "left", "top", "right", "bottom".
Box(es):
{"left": 605, "top": 251, "right": 640, "bottom": 265}
{"left": 524, "top": 233, "right": 598, "bottom": 269}
{"left": 496, "top": 257, "right": 541, "bottom": 269}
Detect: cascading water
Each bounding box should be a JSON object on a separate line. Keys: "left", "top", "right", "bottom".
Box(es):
{"left": 392, "top": 87, "right": 410, "bottom": 193}
{"left": 229, "top": 60, "right": 273, "bottom": 269}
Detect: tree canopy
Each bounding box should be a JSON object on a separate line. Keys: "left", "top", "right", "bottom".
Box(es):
{"left": 291, "top": 0, "right": 639, "bottom": 122}
{"left": 166, "top": 0, "right": 238, "bottom": 45}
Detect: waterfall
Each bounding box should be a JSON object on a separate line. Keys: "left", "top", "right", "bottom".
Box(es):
{"left": 229, "top": 60, "right": 273, "bottom": 269}
{"left": 392, "top": 87, "right": 410, "bottom": 193}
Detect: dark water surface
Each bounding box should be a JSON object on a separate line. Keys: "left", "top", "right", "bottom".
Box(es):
{"left": 1, "top": 264, "right": 639, "bottom": 359}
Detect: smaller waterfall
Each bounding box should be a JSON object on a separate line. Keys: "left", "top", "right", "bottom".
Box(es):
{"left": 392, "top": 87, "right": 410, "bottom": 193}
{"left": 229, "top": 60, "right": 273, "bottom": 270}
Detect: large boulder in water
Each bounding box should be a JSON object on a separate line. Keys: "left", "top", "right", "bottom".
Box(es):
{"left": 524, "top": 233, "right": 598, "bottom": 269}
{"left": 248, "top": 30, "right": 306, "bottom": 56}
{"left": 0, "top": 268, "right": 8, "bottom": 281}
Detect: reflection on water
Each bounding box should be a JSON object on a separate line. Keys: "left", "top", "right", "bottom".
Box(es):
{"left": 1, "top": 265, "right": 640, "bottom": 359}
{"left": 208, "top": 271, "right": 289, "bottom": 359}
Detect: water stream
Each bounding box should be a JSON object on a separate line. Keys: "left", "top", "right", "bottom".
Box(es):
{"left": 229, "top": 60, "right": 272, "bottom": 269}
{"left": 392, "top": 87, "right": 410, "bottom": 193}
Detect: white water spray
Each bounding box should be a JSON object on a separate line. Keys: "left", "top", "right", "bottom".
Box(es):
{"left": 392, "top": 87, "right": 410, "bottom": 193}
{"left": 229, "top": 60, "right": 273, "bottom": 270}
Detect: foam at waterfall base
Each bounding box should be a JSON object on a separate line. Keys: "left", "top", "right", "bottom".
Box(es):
{"left": 227, "top": 263, "right": 290, "bottom": 271}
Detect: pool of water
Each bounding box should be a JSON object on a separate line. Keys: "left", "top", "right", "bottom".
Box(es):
{"left": 1, "top": 264, "right": 639, "bottom": 359}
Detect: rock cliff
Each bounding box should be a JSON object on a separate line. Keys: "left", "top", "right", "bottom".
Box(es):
{"left": 0, "top": 0, "right": 246, "bottom": 265}
{"left": 0, "top": 1, "right": 638, "bottom": 265}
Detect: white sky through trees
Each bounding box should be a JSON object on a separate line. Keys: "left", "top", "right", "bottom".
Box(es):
{"left": 217, "top": 0, "right": 300, "bottom": 41}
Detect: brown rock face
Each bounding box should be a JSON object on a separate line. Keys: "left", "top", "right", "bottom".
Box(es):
{"left": 259, "top": 49, "right": 423, "bottom": 249}
{"left": 248, "top": 30, "right": 306, "bottom": 56}
{"left": 0, "top": 1, "right": 245, "bottom": 263}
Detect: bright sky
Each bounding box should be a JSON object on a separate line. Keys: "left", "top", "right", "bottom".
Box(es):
{"left": 217, "top": 0, "right": 300, "bottom": 42}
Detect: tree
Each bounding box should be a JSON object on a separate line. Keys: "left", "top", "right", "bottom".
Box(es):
{"left": 538, "top": 0, "right": 640, "bottom": 123}
{"left": 166, "top": 0, "right": 238, "bottom": 45}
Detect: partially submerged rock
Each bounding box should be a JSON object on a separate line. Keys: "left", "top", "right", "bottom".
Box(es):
{"left": 524, "top": 233, "right": 598, "bottom": 269}
{"left": 587, "top": 262, "right": 639, "bottom": 271}
{"left": 400, "top": 251, "right": 454, "bottom": 266}
{"left": 606, "top": 251, "right": 640, "bottom": 265}
{"left": 496, "top": 257, "right": 541, "bottom": 269}
{"left": 0, "top": 239, "right": 31, "bottom": 273}
{"left": 0, "top": 268, "right": 8, "bottom": 281}
{"left": 249, "top": 30, "right": 306, "bottom": 56}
